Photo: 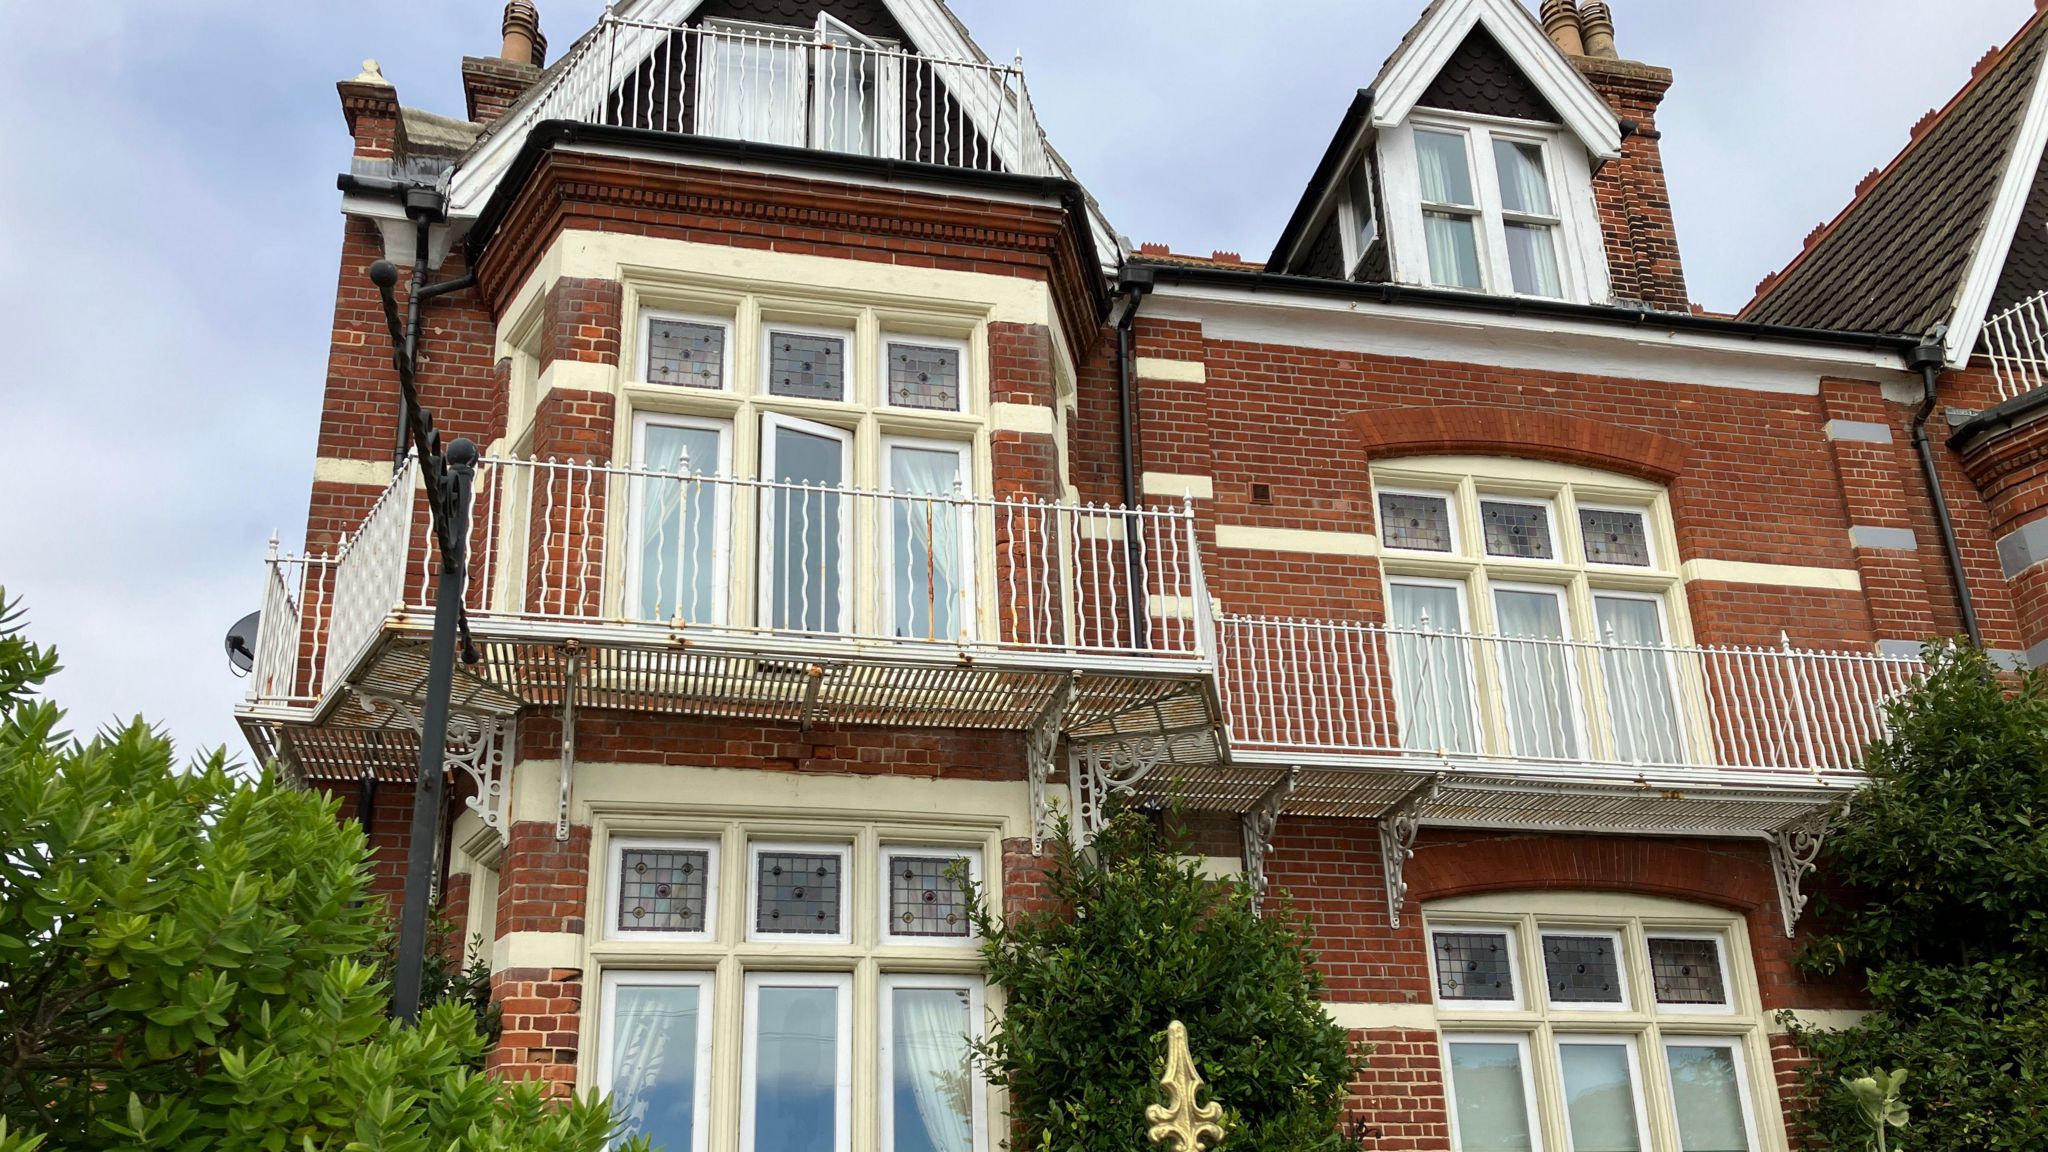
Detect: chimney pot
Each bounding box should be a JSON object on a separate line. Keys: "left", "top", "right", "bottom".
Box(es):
{"left": 1540, "top": 0, "right": 1585, "bottom": 56}
{"left": 1579, "top": 1, "right": 1619, "bottom": 59}
{"left": 501, "top": 0, "right": 543, "bottom": 67}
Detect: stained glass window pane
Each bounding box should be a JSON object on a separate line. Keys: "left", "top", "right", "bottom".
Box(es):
{"left": 1481, "top": 500, "right": 1554, "bottom": 559}
{"left": 617, "top": 848, "right": 709, "bottom": 933}
{"left": 767, "top": 330, "right": 847, "bottom": 401}
{"left": 647, "top": 319, "right": 726, "bottom": 388}
{"left": 1380, "top": 492, "right": 1454, "bottom": 552}
{"left": 756, "top": 850, "right": 843, "bottom": 935}
{"left": 1433, "top": 930, "right": 1515, "bottom": 1002}
{"left": 1650, "top": 938, "right": 1728, "bottom": 1006}
{"left": 888, "top": 855, "right": 971, "bottom": 938}
{"left": 1544, "top": 934, "right": 1624, "bottom": 1004}
{"left": 887, "top": 342, "right": 962, "bottom": 411}
{"left": 1581, "top": 509, "right": 1652, "bottom": 566}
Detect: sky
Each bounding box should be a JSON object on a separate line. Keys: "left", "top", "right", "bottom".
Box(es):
{"left": 0, "top": 0, "right": 2034, "bottom": 764}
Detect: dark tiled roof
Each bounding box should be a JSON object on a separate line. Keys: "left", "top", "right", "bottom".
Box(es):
{"left": 1744, "top": 17, "right": 2048, "bottom": 336}
{"left": 1418, "top": 25, "right": 1559, "bottom": 122}
{"left": 693, "top": 0, "right": 910, "bottom": 42}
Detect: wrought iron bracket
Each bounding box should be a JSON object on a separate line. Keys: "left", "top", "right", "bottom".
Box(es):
{"left": 557, "top": 646, "right": 581, "bottom": 842}
{"left": 1241, "top": 767, "right": 1299, "bottom": 915}
{"left": 1771, "top": 799, "right": 1848, "bottom": 937}
{"left": 358, "top": 691, "right": 514, "bottom": 847}
{"left": 1072, "top": 735, "right": 1171, "bottom": 843}
{"left": 1378, "top": 773, "right": 1446, "bottom": 930}
{"left": 1026, "top": 674, "right": 1077, "bottom": 854}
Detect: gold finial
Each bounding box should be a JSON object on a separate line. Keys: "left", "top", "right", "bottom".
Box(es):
{"left": 1145, "top": 1021, "right": 1227, "bottom": 1152}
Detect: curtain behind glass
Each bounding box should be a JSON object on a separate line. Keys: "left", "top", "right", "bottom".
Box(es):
{"left": 1493, "top": 589, "right": 1580, "bottom": 759}
{"left": 1417, "top": 130, "right": 1476, "bottom": 205}
{"left": 636, "top": 425, "right": 722, "bottom": 624}
{"left": 1425, "top": 213, "right": 1484, "bottom": 289}
{"left": 1664, "top": 1045, "right": 1750, "bottom": 1152}
{"left": 754, "top": 986, "right": 839, "bottom": 1152}
{"left": 890, "top": 987, "right": 974, "bottom": 1152}
{"left": 1389, "top": 584, "right": 1478, "bottom": 754}
{"left": 889, "top": 448, "right": 966, "bottom": 641}
{"left": 704, "top": 33, "right": 806, "bottom": 146}
{"left": 814, "top": 33, "right": 876, "bottom": 156}
{"left": 1559, "top": 1043, "right": 1643, "bottom": 1152}
{"left": 1492, "top": 139, "right": 1553, "bottom": 214}
{"left": 1596, "top": 596, "right": 1685, "bottom": 765}
{"left": 1504, "top": 223, "right": 1562, "bottom": 296}
{"left": 1447, "top": 1042, "right": 1535, "bottom": 1151}
{"left": 765, "top": 425, "right": 845, "bottom": 633}
{"left": 609, "top": 984, "right": 701, "bottom": 1152}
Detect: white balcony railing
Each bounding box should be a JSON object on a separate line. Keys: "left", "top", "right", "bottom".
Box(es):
{"left": 1219, "top": 615, "right": 1923, "bottom": 777}
{"left": 246, "top": 455, "right": 1210, "bottom": 706}
{"left": 1981, "top": 289, "right": 2048, "bottom": 402}
{"left": 514, "top": 14, "right": 1052, "bottom": 178}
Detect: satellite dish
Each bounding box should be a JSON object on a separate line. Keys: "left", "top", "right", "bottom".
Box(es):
{"left": 225, "top": 611, "right": 260, "bottom": 676}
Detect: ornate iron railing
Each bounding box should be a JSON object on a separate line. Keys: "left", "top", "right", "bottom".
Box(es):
{"left": 1981, "top": 289, "right": 2048, "bottom": 401}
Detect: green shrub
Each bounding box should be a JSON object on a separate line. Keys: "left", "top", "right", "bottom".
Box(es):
{"left": 1790, "top": 643, "right": 2048, "bottom": 1151}
{"left": 971, "top": 809, "right": 1365, "bottom": 1152}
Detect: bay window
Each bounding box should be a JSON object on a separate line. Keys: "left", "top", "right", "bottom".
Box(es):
{"left": 1374, "top": 460, "right": 1692, "bottom": 765}
{"left": 1429, "top": 896, "right": 1772, "bottom": 1152}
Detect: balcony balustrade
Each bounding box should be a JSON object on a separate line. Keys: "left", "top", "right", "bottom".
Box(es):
{"left": 1981, "top": 289, "right": 2048, "bottom": 402}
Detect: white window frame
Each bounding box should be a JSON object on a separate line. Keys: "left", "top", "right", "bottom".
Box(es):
{"left": 1442, "top": 1031, "right": 1546, "bottom": 1152}
{"left": 812, "top": 12, "right": 903, "bottom": 161}
{"left": 881, "top": 334, "right": 972, "bottom": 415}
{"left": 1377, "top": 486, "right": 1462, "bottom": 556}
{"left": 597, "top": 969, "right": 717, "bottom": 1152}
{"left": 1487, "top": 129, "right": 1568, "bottom": 299}
{"left": 1412, "top": 124, "right": 1488, "bottom": 292}
{"left": 1553, "top": 1033, "right": 1654, "bottom": 1152}
{"left": 1487, "top": 580, "right": 1589, "bottom": 761}
{"left": 877, "top": 974, "right": 988, "bottom": 1152}
{"left": 626, "top": 413, "right": 735, "bottom": 627}
{"left": 1576, "top": 502, "right": 1659, "bottom": 570}
{"left": 607, "top": 835, "right": 723, "bottom": 943}
{"left": 747, "top": 839, "right": 855, "bottom": 944}
{"left": 878, "top": 844, "right": 984, "bottom": 947}
{"left": 879, "top": 436, "right": 978, "bottom": 643}
{"left": 1477, "top": 494, "right": 1561, "bottom": 562}
{"left": 1538, "top": 928, "right": 1631, "bottom": 1013}
{"left": 760, "top": 320, "right": 857, "bottom": 404}
{"left": 1339, "top": 156, "right": 1379, "bottom": 277}
{"left": 742, "top": 971, "right": 855, "bottom": 1152}
{"left": 1660, "top": 1035, "right": 1761, "bottom": 1152}
{"left": 1387, "top": 576, "right": 1484, "bottom": 755}
{"left": 1645, "top": 930, "right": 1737, "bottom": 1015}
{"left": 757, "top": 412, "right": 856, "bottom": 636}
{"left": 700, "top": 18, "right": 812, "bottom": 150}
{"left": 640, "top": 308, "right": 736, "bottom": 392}
{"left": 1429, "top": 923, "right": 1524, "bottom": 1012}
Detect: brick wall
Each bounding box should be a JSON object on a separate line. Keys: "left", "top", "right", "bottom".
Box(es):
{"left": 1571, "top": 56, "right": 1690, "bottom": 311}
{"left": 515, "top": 712, "right": 1025, "bottom": 781}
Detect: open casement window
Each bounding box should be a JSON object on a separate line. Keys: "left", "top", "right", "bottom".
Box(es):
{"left": 759, "top": 414, "right": 854, "bottom": 635}
{"left": 628, "top": 414, "right": 733, "bottom": 626}
{"left": 882, "top": 438, "right": 975, "bottom": 642}
{"left": 599, "top": 971, "right": 715, "bottom": 1152}
{"left": 742, "top": 972, "right": 854, "bottom": 1152}
{"left": 879, "top": 976, "right": 986, "bottom": 1152}
{"left": 1395, "top": 121, "right": 1581, "bottom": 300}
{"left": 813, "top": 14, "right": 904, "bottom": 160}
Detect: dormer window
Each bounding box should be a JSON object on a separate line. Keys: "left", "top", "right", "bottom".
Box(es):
{"left": 1412, "top": 121, "right": 1565, "bottom": 298}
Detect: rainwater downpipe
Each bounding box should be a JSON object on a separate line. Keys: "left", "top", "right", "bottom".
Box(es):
{"left": 1114, "top": 267, "right": 1155, "bottom": 649}
{"left": 1908, "top": 335, "right": 1983, "bottom": 645}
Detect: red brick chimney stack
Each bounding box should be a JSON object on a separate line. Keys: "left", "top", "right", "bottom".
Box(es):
{"left": 462, "top": 1, "right": 547, "bottom": 126}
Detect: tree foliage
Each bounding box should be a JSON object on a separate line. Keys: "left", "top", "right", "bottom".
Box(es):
{"left": 971, "top": 809, "right": 1366, "bottom": 1152}
{"left": 0, "top": 589, "right": 639, "bottom": 1152}
{"left": 1791, "top": 643, "right": 2048, "bottom": 1151}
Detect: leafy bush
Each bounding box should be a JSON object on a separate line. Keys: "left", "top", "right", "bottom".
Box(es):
{"left": 971, "top": 809, "right": 1365, "bottom": 1152}
{"left": 0, "top": 589, "right": 639, "bottom": 1151}
{"left": 1790, "top": 643, "right": 2048, "bottom": 1151}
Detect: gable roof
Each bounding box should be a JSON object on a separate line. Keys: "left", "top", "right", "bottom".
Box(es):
{"left": 1417, "top": 23, "right": 1560, "bottom": 123}
{"left": 1742, "top": 11, "right": 2048, "bottom": 361}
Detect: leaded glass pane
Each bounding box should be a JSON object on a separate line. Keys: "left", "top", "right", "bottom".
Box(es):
{"left": 1434, "top": 930, "right": 1514, "bottom": 1001}
{"left": 1650, "top": 938, "right": 1728, "bottom": 1006}
{"left": 756, "top": 851, "right": 843, "bottom": 935}
{"left": 1481, "top": 500, "right": 1554, "bottom": 559}
{"left": 647, "top": 319, "right": 725, "bottom": 388}
{"left": 1581, "top": 508, "right": 1652, "bottom": 566}
{"left": 1380, "top": 492, "right": 1454, "bottom": 552}
{"left": 1544, "top": 934, "right": 1624, "bottom": 1004}
{"left": 887, "top": 342, "right": 962, "bottom": 411}
{"left": 888, "top": 855, "right": 971, "bottom": 938}
{"left": 767, "top": 330, "right": 847, "bottom": 401}
{"left": 617, "top": 848, "right": 709, "bottom": 933}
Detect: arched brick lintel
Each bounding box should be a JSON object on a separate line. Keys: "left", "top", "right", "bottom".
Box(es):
{"left": 1347, "top": 406, "right": 1693, "bottom": 483}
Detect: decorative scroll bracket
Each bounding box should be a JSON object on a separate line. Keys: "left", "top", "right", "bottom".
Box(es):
{"left": 1378, "top": 773, "right": 1446, "bottom": 930}
{"left": 1145, "top": 1020, "right": 1226, "bottom": 1152}
{"left": 1026, "top": 674, "right": 1077, "bottom": 854}
{"left": 1771, "top": 798, "right": 1849, "bottom": 937}
{"left": 1072, "top": 736, "right": 1171, "bottom": 844}
{"left": 358, "top": 691, "right": 514, "bottom": 847}
{"left": 1242, "top": 767, "right": 1299, "bottom": 915}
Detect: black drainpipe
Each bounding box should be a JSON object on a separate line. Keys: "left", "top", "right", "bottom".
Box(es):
{"left": 1114, "top": 266, "right": 1156, "bottom": 649}
{"left": 390, "top": 187, "right": 480, "bottom": 471}
{"left": 1908, "top": 335, "right": 1983, "bottom": 645}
